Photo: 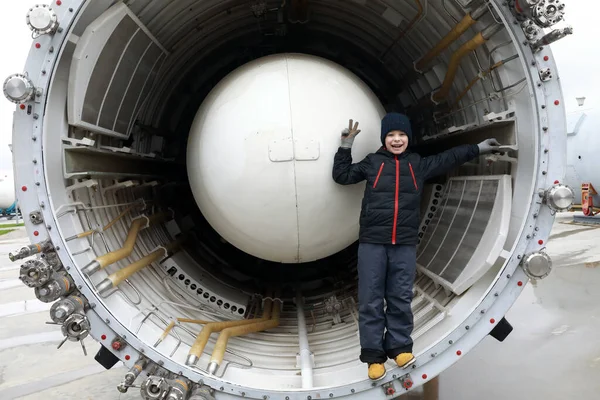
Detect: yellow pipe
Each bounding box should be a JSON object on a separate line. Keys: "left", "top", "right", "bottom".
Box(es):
{"left": 451, "top": 60, "right": 504, "bottom": 108}
{"left": 67, "top": 204, "right": 141, "bottom": 241}
{"left": 155, "top": 318, "right": 212, "bottom": 347}
{"left": 208, "top": 298, "right": 281, "bottom": 374}
{"left": 185, "top": 299, "right": 270, "bottom": 366}
{"left": 381, "top": 0, "right": 423, "bottom": 59}
{"left": 415, "top": 13, "right": 476, "bottom": 71}
{"left": 431, "top": 32, "right": 487, "bottom": 103}
{"left": 97, "top": 240, "right": 180, "bottom": 294}
{"left": 414, "top": 3, "right": 490, "bottom": 71}
{"left": 82, "top": 213, "right": 167, "bottom": 275}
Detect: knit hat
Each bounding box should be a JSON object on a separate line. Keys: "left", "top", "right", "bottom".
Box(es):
{"left": 381, "top": 112, "right": 412, "bottom": 145}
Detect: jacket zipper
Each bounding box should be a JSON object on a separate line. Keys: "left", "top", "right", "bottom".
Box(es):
{"left": 392, "top": 155, "right": 399, "bottom": 244}
{"left": 373, "top": 162, "right": 385, "bottom": 188}
{"left": 409, "top": 162, "right": 418, "bottom": 191}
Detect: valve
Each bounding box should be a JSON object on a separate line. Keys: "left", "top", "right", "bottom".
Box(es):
{"left": 3, "top": 73, "right": 35, "bottom": 104}
{"left": 58, "top": 313, "right": 90, "bottom": 356}
{"left": 118, "top": 358, "right": 148, "bottom": 393}
{"left": 140, "top": 375, "right": 170, "bottom": 400}
{"left": 166, "top": 377, "right": 191, "bottom": 400}
{"left": 522, "top": 251, "right": 552, "bottom": 279}
{"left": 111, "top": 336, "right": 127, "bottom": 351}
{"left": 543, "top": 183, "right": 575, "bottom": 212}
{"left": 189, "top": 386, "right": 216, "bottom": 400}
{"left": 400, "top": 375, "right": 414, "bottom": 390}
{"left": 9, "top": 240, "right": 53, "bottom": 262}
{"left": 19, "top": 259, "right": 52, "bottom": 288}
{"left": 35, "top": 273, "right": 74, "bottom": 303}
{"left": 50, "top": 295, "right": 87, "bottom": 324}
{"left": 513, "top": 0, "right": 566, "bottom": 27}
{"left": 532, "top": 26, "right": 574, "bottom": 50}
{"left": 26, "top": 4, "right": 59, "bottom": 37}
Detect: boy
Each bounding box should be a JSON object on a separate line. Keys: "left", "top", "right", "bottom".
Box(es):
{"left": 332, "top": 112, "right": 500, "bottom": 380}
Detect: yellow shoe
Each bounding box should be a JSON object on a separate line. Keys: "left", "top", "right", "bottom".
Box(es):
{"left": 394, "top": 353, "right": 416, "bottom": 369}
{"left": 368, "top": 363, "right": 386, "bottom": 380}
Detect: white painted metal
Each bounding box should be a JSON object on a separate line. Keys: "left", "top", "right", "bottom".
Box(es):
{"left": 417, "top": 175, "right": 512, "bottom": 295}
{"left": 565, "top": 107, "right": 600, "bottom": 205}
{"left": 295, "top": 293, "right": 314, "bottom": 389}
{"left": 187, "top": 53, "right": 384, "bottom": 263}
{"left": 6, "top": 0, "right": 570, "bottom": 399}
{"left": 0, "top": 170, "right": 16, "bottom": 210}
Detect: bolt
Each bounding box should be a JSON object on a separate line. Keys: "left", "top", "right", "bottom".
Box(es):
{"left": 518, "top": 255, "right": 522, "bottom": 259}
{"left": 541, "top": 105, "right": 546, "bottom": 109}
{"left": 33, "top": 159, "right": 37, "bottom": 164}
{"left": 90, "top": 303, "right": 95, "bottom": 308}
{"left": 480, "top": 310, "right": 485, "bottom": 314}
{"left": 535, "top": 227, "right": 539, "bottom": 231}
{"left": 35, "top": 182, "right": 40, "bottom": 186}
{"left": 534, "top": 213, "right": 539, "bottom": 217}
{"left": 57, "top": 27, "right": 63, "bottom": 33}
{"left": 449, "top": 340, "right": 453, "bottom": 344}
{"left": 33, "top": 136, "right": 37, "bottom": 141}
{"left": 33, "top": 114, "right": 39, "bottom": 120}
{"left": 527, "top": 235, "right": 532, "bottom": 239}
{"left": 220, "top": 387, "right": 224, "bottom": 391}
{"left": 431, "top": 353, "right": 436, "bottom": 358}
{"left": 542, "top": 171, "right": 547, "bottom": 175}
{"left": 77, "top": 285, "right": 82, "bottom": 289}
{"left": 351, "top": 389, "right": 355, "bottom": 393}
{"left": 105, "top": 318, "right": 110, "bottom": 324}
{"left": 465, "top": 325, "right": 470, "bottom": 330}
{"left": 494, "top": 292, "right": 499, "bottom": 297}
{"left": 49, "top": 46, "right": 54, "bottom": 53}
{"left": 66, "top": 266, "right": 70, "bottom": 270}
{"left": 543, "top": 127, "right": 548, "bottom": 131}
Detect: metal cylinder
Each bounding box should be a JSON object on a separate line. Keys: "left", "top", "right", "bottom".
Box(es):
{"left": 3, "top": 74, "right": 35, "bottom": 104}
{"left": 532, "top": 26, "right": 573, "bottom": 49}
{"left": 34, "top": 274, "right": 75, "bottom": 303}
{"left": 189, "top": 386, "right": 216, "bottom": 400}
{"left": 26, "top": 4, "right": 59, "bottom": 36}
{"left": 166, "top": 378, "right": 191, "bottom": 400}
{"left": 471, "top": 2, "right": 491, "bottom": 19}
{"left": 9, "top": 240, "right": 52, "bottom": 262}
{"left": 140, "top": 375, "right": 171, "bottom": 400}
{"left": 118, "top": 358, "right": 148, "bottom": 393}
{"left": 19, "top": 259, "right": 52, "bottom": 288}
{"left": 514, "top": 0, "right": 565, "bottom": 27}
{"left": 50, "top": 295, "right": 87, "bottom": 323}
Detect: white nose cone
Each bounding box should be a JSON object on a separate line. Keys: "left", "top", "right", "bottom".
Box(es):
{"left": 187, "top": 53, "right": 385, "bottom": 263}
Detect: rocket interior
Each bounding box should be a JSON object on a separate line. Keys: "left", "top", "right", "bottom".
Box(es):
{"left": 37, "top": 0, "right": 543, "bottom": 392}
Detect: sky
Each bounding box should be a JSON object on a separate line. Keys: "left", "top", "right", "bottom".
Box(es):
{"left": 0, "top": 0, "right": 597, "bottom": 172}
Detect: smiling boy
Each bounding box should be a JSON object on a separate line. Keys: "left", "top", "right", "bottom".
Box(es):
{"left": 332, "top": 112, "right": 500, "bottom": 380}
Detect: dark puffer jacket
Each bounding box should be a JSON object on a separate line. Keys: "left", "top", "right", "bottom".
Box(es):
{"left": 332, "top": 145, "right": 479, "bottom": 245}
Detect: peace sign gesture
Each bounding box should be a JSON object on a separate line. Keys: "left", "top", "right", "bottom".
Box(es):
{"left": 340, "top": 119, "right": 361, "bottom": 149}
{"left": 342, "top": 119, "right": 361, "bottom": 138}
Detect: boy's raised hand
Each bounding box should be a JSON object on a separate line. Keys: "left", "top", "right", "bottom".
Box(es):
{"left": 341, "top": 119, "right": 361, "bottom": 149}
{"left": 477, "top": 138, "right": 501, "bottom": 155}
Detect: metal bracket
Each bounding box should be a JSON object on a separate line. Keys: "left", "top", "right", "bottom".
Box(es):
{"left": 29, "top": 210, "right": 44, "bottom": 224}
{"left": 538, "top": 67, "right": 552, "bottom": 82}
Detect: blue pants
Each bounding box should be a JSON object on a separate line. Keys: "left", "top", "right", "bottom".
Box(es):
{"left": 357, "top": 243, "right": 417, "bottom": 364}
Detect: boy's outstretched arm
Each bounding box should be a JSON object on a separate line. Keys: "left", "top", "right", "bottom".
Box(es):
{"left": 332, "top": 119, "right": 369, "bottom": 185}
{"left": 421, "top": 139, "right": 501, "bottom": 180}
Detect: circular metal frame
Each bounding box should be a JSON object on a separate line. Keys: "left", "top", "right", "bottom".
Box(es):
{"left": 9, "top": 0, "right": 568, "bottom": 399}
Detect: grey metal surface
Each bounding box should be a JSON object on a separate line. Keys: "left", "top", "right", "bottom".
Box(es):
{"left": 63, "top": 146, "right": 174, "bottom": 179}
{"left": 417, "top": 177, "right": 504, "bottom": 292}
